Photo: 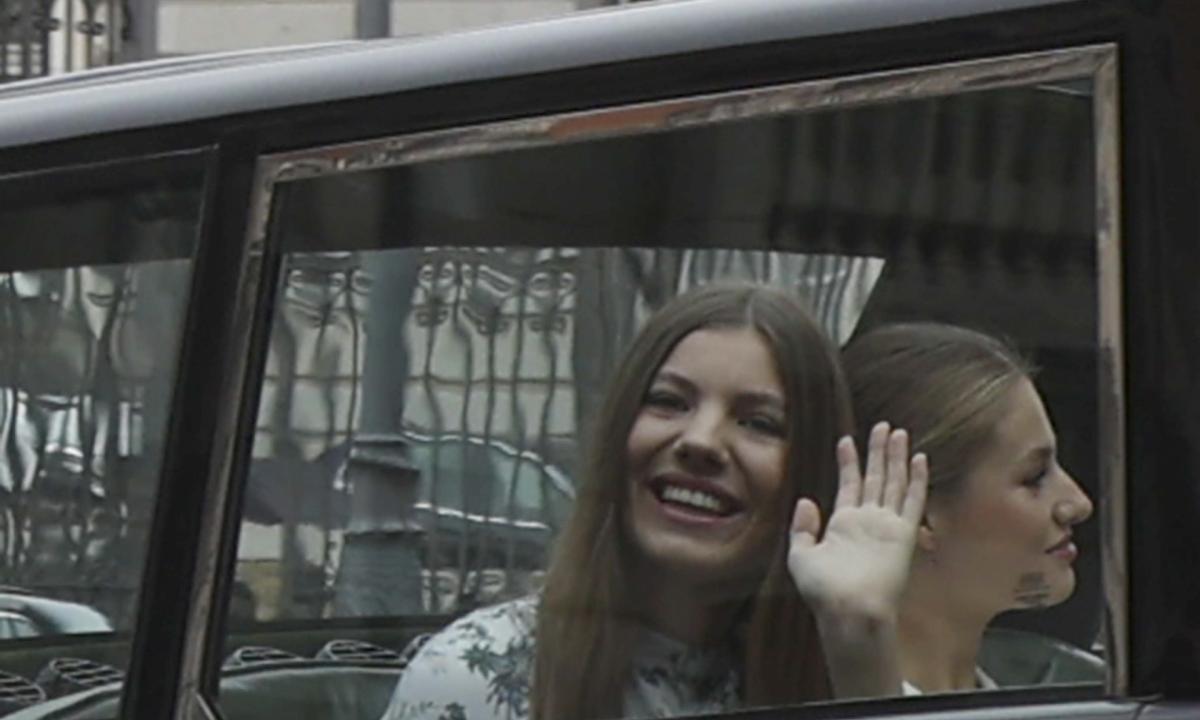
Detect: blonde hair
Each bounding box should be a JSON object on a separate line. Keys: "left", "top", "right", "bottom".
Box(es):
{"left": 842, "top": 323, "right": 1033, "bottom": 496}
{"left": 532, "top": 284, "right": 852, "bottom": 720}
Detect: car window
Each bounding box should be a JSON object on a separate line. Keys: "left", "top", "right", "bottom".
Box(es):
{"left": 0, "top": 155, "right": 205, "bottom": 711}
{"left": 213, "top": 47, "right": 1118, "bottom": 719}
{"left": 0, "top": 614, "right": 37, "bottom": 640}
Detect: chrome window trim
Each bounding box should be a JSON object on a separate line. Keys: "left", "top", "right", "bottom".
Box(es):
{"left": 177, "top": 42, "right": 1125, "bottom": 719}
{"left": 1092, "top": 47, "right": 1127, "bottom": 696}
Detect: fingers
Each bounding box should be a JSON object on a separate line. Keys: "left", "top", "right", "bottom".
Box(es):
{"left": 834, "top": 436, "right": 862, "bottom": 509}
{"left": 834, "top": 422, "right": 925, "bottom": 515}
{"left": 902, "top": 452, "right": 929, "bottom": 523}
{"left": 790, "top": 497, "right": 822, "bottom": 549}
{"left": 881, "top": 428, "right": 909, "bottom": 511}
{"left": 860, "top": 422, "right": 889, "bottom": 505}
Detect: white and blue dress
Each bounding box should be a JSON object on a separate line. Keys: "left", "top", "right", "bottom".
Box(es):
{"left": 381, "top": 595, "right": 740, "bottom": 720}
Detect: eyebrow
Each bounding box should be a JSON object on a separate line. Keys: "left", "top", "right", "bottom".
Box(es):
{"left": 653, "top": 369, "right": 785, "bottom": 410}
{"left": 741, "top": 391, "right": 786, "bottom": 411}
{"left": 1020, "top": 445, "right": 1056, "bottom": 466}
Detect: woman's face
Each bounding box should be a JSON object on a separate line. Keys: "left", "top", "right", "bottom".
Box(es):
{"left": 624, "top": 327, "right": 789, "bottom": 588}
{"left": 926, "top": 377, "right": 1094, "bottom": 614}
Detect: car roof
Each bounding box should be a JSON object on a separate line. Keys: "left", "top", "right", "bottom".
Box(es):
{"left": 0, "top": 0, "right": 1072, "bottom": 149}
{"left": 0, "top": 594, "right": 112, "bottom": 633}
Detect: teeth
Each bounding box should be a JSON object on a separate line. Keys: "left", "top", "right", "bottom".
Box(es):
{"left": 660, "top": 484, "right": 725, "bottom": 513}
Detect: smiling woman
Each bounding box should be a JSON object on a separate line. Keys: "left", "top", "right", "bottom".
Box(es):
{"left": 624, "top": 327, "right": 790, "bottom": 600}
{"left": 381, "top": 283, "right": 929, "bottom": 720}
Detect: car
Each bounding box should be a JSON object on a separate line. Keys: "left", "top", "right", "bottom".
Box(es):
{"left": 238, "top": 429, "right": 573, "bottom": 615}
{"left": 0, "top": 1, "right": 1198, "bottom": 719}
{"left": 0, "top": 593, "right": 112, "bottom": 640}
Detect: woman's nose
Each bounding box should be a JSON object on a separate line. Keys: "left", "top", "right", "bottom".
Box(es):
{"left": 674, "top": 412, "right": 728, "bottom": 471}
{"left": 1054, "top": 470, "right": 1094, "bottom": 526}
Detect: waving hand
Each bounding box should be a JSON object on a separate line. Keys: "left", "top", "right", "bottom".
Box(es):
{"left": 786, "top": 422, "right": 928, "bottom": 697}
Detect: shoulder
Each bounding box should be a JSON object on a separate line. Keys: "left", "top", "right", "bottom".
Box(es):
{"left": 421, "top": 594, "right": 539, "bottom": 657}
{"left": 381, "top": 596, "right": 540, "bottom": 720}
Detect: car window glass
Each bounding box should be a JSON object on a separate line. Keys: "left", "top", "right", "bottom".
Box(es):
{"left": 215, "top": 54, "right": 1115, "bottom": 719}
{"left": 0, "top": 157, "right": 204, "bottom": 712}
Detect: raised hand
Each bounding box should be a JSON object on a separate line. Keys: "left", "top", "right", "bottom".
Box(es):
{"left": 786, "top": 422, "right": 928, "bottom": 698}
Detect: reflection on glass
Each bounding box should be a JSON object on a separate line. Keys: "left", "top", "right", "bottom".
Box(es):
{"left": 0, "top": 168, "right": 200, "bottom": 709}
{"left": 1, "top": 261, "right": 193, "bottom": 628}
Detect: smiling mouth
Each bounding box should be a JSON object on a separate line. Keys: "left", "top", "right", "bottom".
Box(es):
{"left": 648, "top": 477, "right": 741, "bottom": 517}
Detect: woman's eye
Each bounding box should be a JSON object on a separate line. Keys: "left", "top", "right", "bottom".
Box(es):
{"left": 644, "top": 390, "right": 687, "bottom": 412}
{"left": 1022, "top": 469, "right": 1048, "bottom": 489}
{"left": 742, "top": 415, "right": 785, "bottom": 438}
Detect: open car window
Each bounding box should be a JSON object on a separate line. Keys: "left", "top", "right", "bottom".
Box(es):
{"left": 0, "top": 154, "right": 205, "bottom": 713}
{"left": 210, "top": 45, "right": 1121, "bottom": 720}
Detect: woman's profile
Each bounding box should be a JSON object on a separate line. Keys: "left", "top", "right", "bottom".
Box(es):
{"left": 842, "top": 322, "right": 1094, "bottom": 694}
{"left": 383, "top": 284, "right": 928, "bottom": 720}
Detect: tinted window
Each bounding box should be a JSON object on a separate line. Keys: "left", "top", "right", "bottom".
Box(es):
{"left": 0, "top": 156, "right": 204, "bottom": 707}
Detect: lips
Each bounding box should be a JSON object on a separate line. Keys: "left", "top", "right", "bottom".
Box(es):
{"left": 1046, "top": 534, "right": 1078, "bottom": 561}
{"left": 647, "top": 473, "right": 743, "bottom": 518}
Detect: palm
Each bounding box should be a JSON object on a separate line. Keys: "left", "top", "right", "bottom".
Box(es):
{"left": 788, "top": 424, "right": 928, "bottom": 619}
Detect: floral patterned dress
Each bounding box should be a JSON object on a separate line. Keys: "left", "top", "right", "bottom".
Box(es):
{"left": 381, "top": 595, "right": 741, "bottom": 720}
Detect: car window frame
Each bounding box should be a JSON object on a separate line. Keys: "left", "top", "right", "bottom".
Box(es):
{"left": 0, "top": 147, "right": 226, "bottom": 720}
{"left": 182, "top": 43, "right": 1128, "bottom": 720}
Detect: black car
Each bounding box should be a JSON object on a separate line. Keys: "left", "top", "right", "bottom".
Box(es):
{"left": 0, "top": 1, "right": 1198, "bottom": 719}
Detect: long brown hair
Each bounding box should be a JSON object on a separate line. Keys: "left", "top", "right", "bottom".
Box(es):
{"left": 532, "top": 284, "right": 852, "bottom": 720}
{"left": 841, "top": 322, "right": 1034, "bottom": 496}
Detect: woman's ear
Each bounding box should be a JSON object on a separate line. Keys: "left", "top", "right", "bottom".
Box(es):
{"left": 917, "top": 523, "right": 937, "bottom": 553}
{"left": 917, "top": 506, "right": 941, "bottom": 554}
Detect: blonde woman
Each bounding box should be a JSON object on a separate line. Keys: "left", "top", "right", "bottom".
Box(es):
{"left": 384, "top": 284, "right": 927, "bottom": 720}
{"left": 842, "top": 323, "right": 1094, "bottom": 694}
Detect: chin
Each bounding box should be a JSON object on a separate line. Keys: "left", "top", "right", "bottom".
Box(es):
{"left": 1032, "top": 569, "right": 1077, "bottom": 609}
{"left": 636, "top": 535, "right": 724, "bottom": 575}
{"left": 630, "top": 533, "right": 763, "bottom": 590}
{"left": 1006, "top": 565, "right": 1077, "bottom": 611}
{"left": 1049, "top": 571, "right": 1077, "bottom": 606}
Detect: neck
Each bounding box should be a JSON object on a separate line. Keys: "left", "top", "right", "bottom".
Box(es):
{"left": 898, "top": 565, "right": 995, "bottom": 693}
{"left": 632, "top": 563, "right": 739, "bottom": 647}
